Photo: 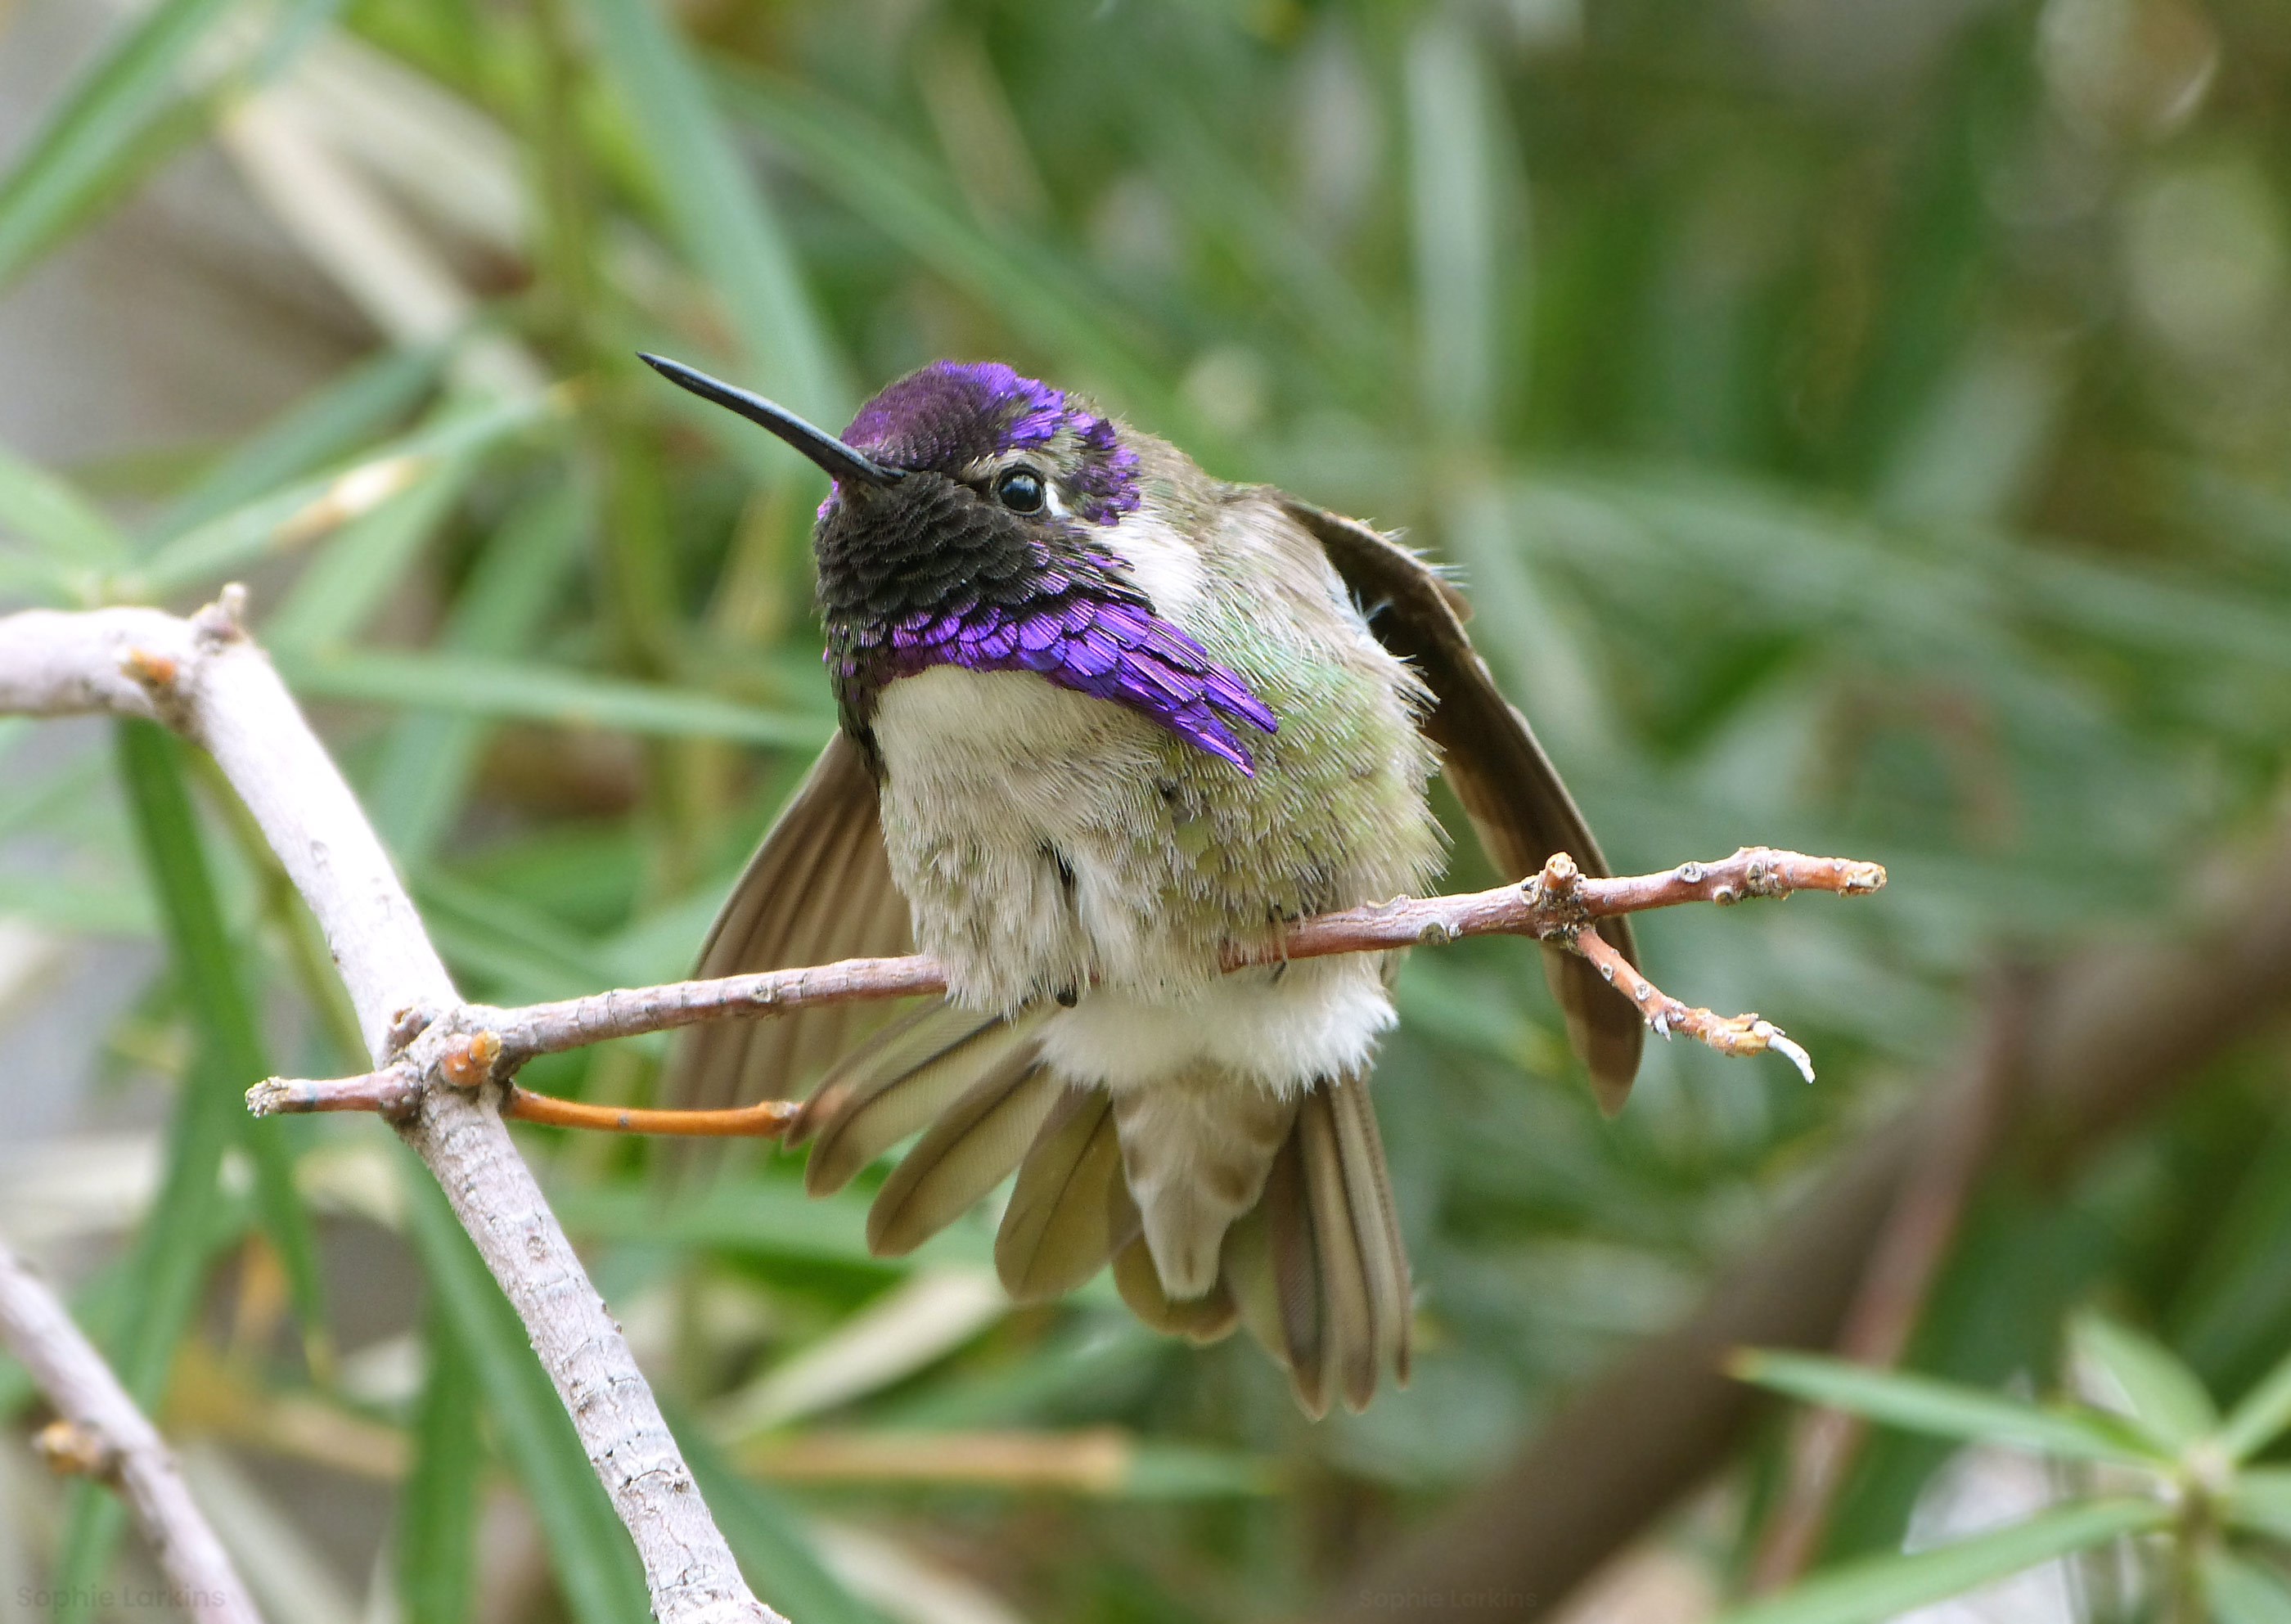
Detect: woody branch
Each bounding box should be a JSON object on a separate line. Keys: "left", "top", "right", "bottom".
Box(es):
{"left": 0, "top": 598, "right": 783, "bottom": 1624}
{"left": 0, "top": 1239, "right": 261, "bottom": 1624}
{"left": 252, "top": 844, "right": 1883, "bottom": 1127}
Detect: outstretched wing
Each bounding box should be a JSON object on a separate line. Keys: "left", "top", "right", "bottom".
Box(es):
{"left": 666, "top": 731, "right": 916, "bottom": 1111}
{"left": 1279, "top": 495, "right": 1645, "bottom": 1112}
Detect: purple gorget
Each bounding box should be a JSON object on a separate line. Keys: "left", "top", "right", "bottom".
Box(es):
{"left": 814, "top": 362, "right": 1277, "bottom": 773}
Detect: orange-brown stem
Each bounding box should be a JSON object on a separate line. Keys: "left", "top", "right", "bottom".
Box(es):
{"left": 500, "top": 1085, "right": 799, "bottom": 1138}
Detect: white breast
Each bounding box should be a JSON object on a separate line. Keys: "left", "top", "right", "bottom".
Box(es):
{"left": 871, "top": 664, "right": 1171, "bottom": 1009}
{"left": 871, "top": 664, "right": 1397, "bottom": 1094}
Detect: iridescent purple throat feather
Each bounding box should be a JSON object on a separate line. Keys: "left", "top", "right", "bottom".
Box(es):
{"left": 819, "top": 362, "right": 1273, "bottom": 772}
{"left": 866, "top": 591, "right": 1278, "bottom": 774}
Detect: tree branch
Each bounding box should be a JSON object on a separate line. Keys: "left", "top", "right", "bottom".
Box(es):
{"left": 246, "top": 847, "right": 1883, "bottom": 1127}
{"left": 0, "top": 1240, "right": 261, "bottom": 1624}
{"left": 0, "top": 601, "right": 782, "bottom": 1624}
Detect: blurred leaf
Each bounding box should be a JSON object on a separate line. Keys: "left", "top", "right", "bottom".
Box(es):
{"left": 0, "top": 872, "right": 154, "bottom": 936}
{"left": 0, "top": 551, "right": 85, "bottom": 603}
{"left": 671, "top": 1409, "right": 889, "bottom": 1624}
{"left": 1708, "top": 1499, "right": 2170, "bottom": 1624}
{"left": 398, "top": 1153, "right": 650, "bottom": 1624}
{"left": 0, "top": 442, "right": 128, "bottom": 569}
{"left": 55, "top": 720, "right": 304, "bottom": 1613}
{"left": 713, "top": 65, "right": 1167, "bottom": 417}
{"left": 2002, "top": 542, "right": 2291, "bottom": 677}
{"left": 364, "top": 480, "right": 587, "bottom": 864}
{"left": 2225, "top": 1345, "right": 2291, "bottom": 1463}
{"left": 414, "top": 867, "right": 615, "bottom": 1003}
{"left": 1404, "top": 7, "right": 1504, "bottom": 434}
{"left": 280, "top": 646, "right": 831, "bottom": 747}
{"left": 0, "top": 0, "right": 236, "bottom": 289}
{"left": 556, "top": 1179, "right": 995, "bottom": 1274}
{"left": 1809, "top": 1195, "right": 2114, "bottom": 1568}
{"left": 876, "top": 1318, "right": 1168, "bottom": 1430}
{"left": 398, "top": 1307, "right": 481, "bottom": 1624}
{"left": 2174, "top": 1116, "right": 2291, "bottom": 1410}
{"left": 245, "top": 0, "right": 351, "bottom": 86}
{"left": 1516, "top": 469, "right": 2291, "bottom": 681}
{"left": 1139, "top": 104, "right": 1395, "bottom": 389}
{"left": 146, "top": 344, "right": 445, "bottom": 545}
{"left": 1121, "top": 1440, "right": 1277, "bottom": 1498}
{"left": 572, "top": 0, "right": 843, "bottom": 421}
{"left": 2068, "top": 1311, "right": 2218, "bottom": 1455}
{"left": 261, "top": 448, "right": 479, "bottom": 655}
{"left": 1733, "top": 1351, "right": 2162, "bottom": 1465}
{"left": 2230, "top": 1470, "right": 2291, "bottom": 1542}
{"left": 132, "top": 389, "right": 555, "bottom": 599}
{"left": 2210, "top": 1551, "right": 2291, "bottom": 1624}
{"left": 126, "top": 722, "right": 327, "bottom": 1367}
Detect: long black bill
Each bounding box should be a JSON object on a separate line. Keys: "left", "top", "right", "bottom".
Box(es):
{"left": 637, "top": 353, "right": 902, "bottom": 488}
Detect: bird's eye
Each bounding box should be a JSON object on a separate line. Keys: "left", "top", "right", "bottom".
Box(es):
{"left": 995, "top": 466, "right": 1046, "bottom": 514}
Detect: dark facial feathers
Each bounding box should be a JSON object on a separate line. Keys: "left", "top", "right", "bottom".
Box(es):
{"left": 817, "top": 365, "right": 1274, "bottom": 772}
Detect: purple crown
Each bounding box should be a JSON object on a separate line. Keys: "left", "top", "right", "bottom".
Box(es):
{"left": 841, "top": 362, "right": 1141, "bottom": 525}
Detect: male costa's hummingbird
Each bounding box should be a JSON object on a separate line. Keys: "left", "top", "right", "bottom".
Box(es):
{"left": 644, "top": 353, "right": 1642, "bottom": 1414}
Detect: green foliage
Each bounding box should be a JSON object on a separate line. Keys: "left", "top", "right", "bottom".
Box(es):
{"left": 1737, "top": 1316, "right": 2291, "bottom": 1619}
{"left": 1715, "top": 1502, "right": 2174, "bottom": 1624}
{"left": 397, "top": 1307, "right": 481, "bottom": 1624}
{"left": 7, "top": 0, "right": 2291, "bottom": 1618}
{"left": 0, "top": 0, "right": 237, "bottom": 288}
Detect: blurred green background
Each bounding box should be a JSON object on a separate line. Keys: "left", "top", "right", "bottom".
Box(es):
{"left": 1, "top": 0, "right": 2289, "bottom": 1620}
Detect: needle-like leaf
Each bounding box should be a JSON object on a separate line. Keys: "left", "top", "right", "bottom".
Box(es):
{"left": 1709, "top": 1500, "right": 2171, "bottom": 1624}
{"left": 1734, "top": 1351, "right": 2164, "bottom": 1466}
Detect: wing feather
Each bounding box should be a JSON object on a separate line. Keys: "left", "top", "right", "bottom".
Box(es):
{"left": 667, "top": 732, "right": 915, "bottom": 1113}
{"left": 1279, "top": 496, "right": 1645, "bottom": 1112}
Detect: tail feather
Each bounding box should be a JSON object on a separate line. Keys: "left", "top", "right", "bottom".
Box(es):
{"left": 996, "top": 1090, "right": 1142, "bottom": 1301}
{"left": 1114, "top": 1235, "right": 1239, "bottom": 1343}
{"left": 1296, "top": 1087, "right": 1378, "bottom": 1412}
{"left": 1328, "top": 1073, "right": 1412, "bottom": 1384}
{"left": 1223, "top": 1077, "right": 1407, "bottom": 1415}
{"left": 801, "top": 1023, "right": 1412, "bottom": 1415}
{"left": 867, "top": 1056, "right": 1062, "bottom": 1256}
{"left": 1111, "top": 1067, "right": 1295, "bottom": 1299}
{"left": 794, "top": 1004, "right": 1045, "bottom": 1195}
{"left": 1223, "top": 1161, "right": 1328, "bottom": 1418}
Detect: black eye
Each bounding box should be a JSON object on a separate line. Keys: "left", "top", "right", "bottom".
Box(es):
{"left": 995, "top": 466, "right": 1046, "bottom": 514}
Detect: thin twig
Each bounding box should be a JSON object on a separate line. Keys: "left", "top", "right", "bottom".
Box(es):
{"left": 501, "top": 1086, "right": 801, "bottom": 1137}
{"left": 0, "top": 601, "right": 783, "bottom": 1624}
{"left": 247, "top": 848, "right": 1883, "bottom": 1124}
{"left": 0, "top": 1241, "right": 262, "bottom": 1624}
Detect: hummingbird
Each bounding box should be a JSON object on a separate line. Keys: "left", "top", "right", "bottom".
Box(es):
{"left": 642, "top": 353, "right": 1642, "bottom": 1414}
